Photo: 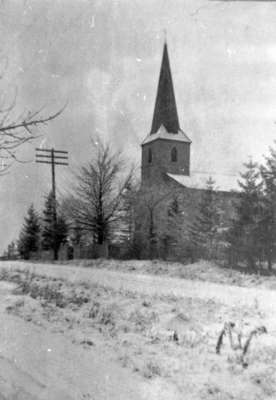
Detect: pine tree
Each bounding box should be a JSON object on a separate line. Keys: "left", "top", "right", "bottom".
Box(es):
{"left": 260, "top": 144, "right": 276, "bottom": 270}
{"left": 189, "top": 177, "right": 221, "bottom": 260}
{"left": 41, "top": 191, "right": 68, "bottom": 260}
{"left": 161, "top": 197, "right": 184, "bottom": 260}
{"left": 18, "top": 204, "right": 40, "bottom": 259}
{"left": 228, "top": 160, "right": 263, "bottom": 269}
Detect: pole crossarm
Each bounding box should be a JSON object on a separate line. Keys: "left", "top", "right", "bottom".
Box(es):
{"left": 36, "top": 160, "right": 68, "bottom": 165}
{"left": 35, "top": 148, "right": 68, "bottom": 154}
{"left": 36, "top": 154, "right": 68, "bottom": 160}
{"left": 35, "top": 147, "right": 68, "bottom": 165}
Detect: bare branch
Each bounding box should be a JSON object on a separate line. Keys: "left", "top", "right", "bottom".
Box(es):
{"left": 0, "top": 100, "right": 67, "bottom": 171}
{"left": 0, "top": 104, "right": 66, "bottom": 133}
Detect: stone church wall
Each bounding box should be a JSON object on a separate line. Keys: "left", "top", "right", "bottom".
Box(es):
{"left": 136, "top": 178, "right": 238, "bottom": 260}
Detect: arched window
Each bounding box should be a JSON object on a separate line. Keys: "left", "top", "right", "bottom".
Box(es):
{"left": 148, "top": 148, "right": 152, "bottom": 163}
{"left": 171, "top": 147, "right": 177, "bottom": 162}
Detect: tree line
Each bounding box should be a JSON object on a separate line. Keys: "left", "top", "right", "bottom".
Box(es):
{"left": 131, "top": 142, "right": 276, "bottom": 271}
{"left": 5, "top": 138, "right": 136, "bottom": 260}
{"left": 227, "top": 146, "right": 276, "bottom": 271}
{"left": 186, "top": 142, "right": 276, "bottom": 272}
{"left": 5, "top": 138, "right": 276, "bottom": 272}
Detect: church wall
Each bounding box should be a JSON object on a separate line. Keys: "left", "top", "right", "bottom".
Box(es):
{"left": 167, "top": 183, "right": 238, "bottom": 228}
{"left": 136, "top": 177, "right": 238, "bottom": 260}
{"left": 141, "top": 139, "right": 190, "bottom": 184}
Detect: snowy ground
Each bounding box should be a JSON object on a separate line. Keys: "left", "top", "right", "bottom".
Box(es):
{"left": 0, "top": 260, "right": 276, "bottom": 399}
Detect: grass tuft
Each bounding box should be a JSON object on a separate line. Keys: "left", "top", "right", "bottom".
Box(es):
{"left": 142, "top": 360, "right": 162, "bottom": 379}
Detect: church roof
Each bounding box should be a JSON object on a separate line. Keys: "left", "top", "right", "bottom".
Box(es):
{"left": 142, "top": 124, "right": 191, "bottom": 145}
{"left": 167, "top": 172, "right": 240, "bottom": 193}
{"left": 150, "top": 42, "right": 181, "bottom": 135}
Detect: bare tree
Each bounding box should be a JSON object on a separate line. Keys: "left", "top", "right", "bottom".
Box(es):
{"left": 0, "top": 101, "right": 65, "bottom": 173}
{"left": 135, "top": 184, "right": 181, "bottom": 259}
{"left": 63, "top": 138, "right": 134, "bottom": 248}
{"left": 0, "top": 58, "right": 65, "bottom": 172}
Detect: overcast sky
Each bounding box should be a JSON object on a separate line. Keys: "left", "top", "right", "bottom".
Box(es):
{"left": 1, "top": 0, "right": 276, "bottom": 252}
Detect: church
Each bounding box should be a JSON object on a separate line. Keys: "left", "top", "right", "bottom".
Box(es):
{"left": 141, "top": 40, "right": 239, "bottom": 193}
{"left": 137, "top": 41, "right": 239, "bottom": 259}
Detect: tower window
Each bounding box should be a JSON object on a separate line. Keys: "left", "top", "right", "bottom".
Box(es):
{"left": 148, "top": 148, "right": 152, "bottom": 163}
{"left": 171, "top": 147, "right": 177, "bottom": 162}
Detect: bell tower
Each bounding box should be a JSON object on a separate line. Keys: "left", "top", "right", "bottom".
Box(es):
{"left": 141, "top": 41, "right": 191, "bottom": 185}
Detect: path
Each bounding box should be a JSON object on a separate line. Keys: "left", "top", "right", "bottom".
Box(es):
{"left": 0, "top": 279, "right": 159, "bottom": 400}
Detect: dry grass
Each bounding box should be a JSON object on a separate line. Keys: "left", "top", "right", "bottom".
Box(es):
{"left": 128, "top": 308, "right": 159, "bottom": 333}
{"left": 0, "top": 268, "right": 91, "bottom": 309}
{"left": 55, "top": 258, "right": 276, "bottom": 290}
{"left": 141, "top": 360, "right": 162, "bottom": 379}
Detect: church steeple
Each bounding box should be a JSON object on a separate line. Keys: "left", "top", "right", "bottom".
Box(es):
{"left": 150, "top": 41, "right": 180, "bottom": 134}
{"left": 141, "top": 40, "right": 191, "bottom": 185}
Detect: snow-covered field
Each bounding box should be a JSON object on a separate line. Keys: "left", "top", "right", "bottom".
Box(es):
{"left": 0, "top": 260, "right": 276, "bottom": 399}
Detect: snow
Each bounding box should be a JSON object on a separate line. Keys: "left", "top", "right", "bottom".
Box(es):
{"left": 141, "top": 125, "right": 191, "bottom": 145}
{"left": 167, "top": 171, "right": 240, "bottom": 192}
{"left": 1, "top": 260, "right": 276, "bottom": 399}
{"left": 0, "top": 283, "right": 152, "bottom": 400}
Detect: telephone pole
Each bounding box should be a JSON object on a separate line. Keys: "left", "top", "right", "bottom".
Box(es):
{"left": 35, "top": 148, "right": 69, "bottom": 260}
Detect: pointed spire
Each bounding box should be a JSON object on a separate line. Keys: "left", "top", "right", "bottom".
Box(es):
{"left": 163, "top": 28, "right": 167, "bottom": 43}
{"left": 150, "top": 41, "right": 180, "bottom": 135}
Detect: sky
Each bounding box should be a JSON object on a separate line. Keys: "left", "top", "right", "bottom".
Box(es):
{"left": 1, "top": 0, "right": 276, "bottom": 251}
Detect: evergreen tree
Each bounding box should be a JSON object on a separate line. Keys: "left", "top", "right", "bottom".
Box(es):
{"left": 41, "top": 191, "right": 68, "bottom": 260}
{"left": 161, "top": 196, "right": 184, "bottom": 260}
{"left": 228, "top": 160, "right": 263, "bottom": 269}
{"left": 18, "top": 204, "right": 40, "bottom": 259}
{"left": 41, "top": 191, "right": 55, "bottom": 251}
{"left": 117, "top": 181, "right": 138, "bottom": 255}
{"left": 189, "top": 177, "right": 221, "bottom": 260}
{"left": 260, "top": 144, "right": 276, "bottom": 270}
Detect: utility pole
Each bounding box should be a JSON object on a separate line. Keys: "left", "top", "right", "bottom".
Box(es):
{"left": 35, "top": 147, "right": 68, "bottom": 260}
